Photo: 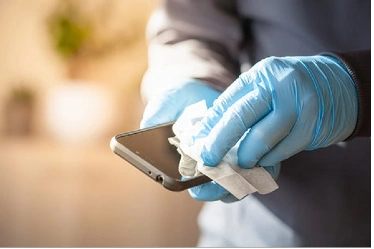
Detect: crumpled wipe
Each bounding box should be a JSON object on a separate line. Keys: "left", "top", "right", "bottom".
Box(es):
{"left": 168, "top": 100, "right": 278, "bottom": 199}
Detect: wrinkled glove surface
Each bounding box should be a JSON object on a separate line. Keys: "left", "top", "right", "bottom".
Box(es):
{"left": 140, "top": 79, "right": 221, "bottom": 128}
{"left": 188, "top": 55, "right": 357, "bottom": 201}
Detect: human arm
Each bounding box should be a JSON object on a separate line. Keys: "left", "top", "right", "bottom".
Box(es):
{"left": 139, "top": 0, "right": 254, "bottom": 202}
{"left": 140, "top": 0, "right": 242, "bottom": 104}
{"left": 187, "top": 51, "right": 370, "bottom": 201}
{"left": 140, "top": 1, "right": 285, "bottom": 202}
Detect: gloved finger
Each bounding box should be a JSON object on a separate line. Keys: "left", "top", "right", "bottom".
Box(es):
{"left": 140, "top": 94, "right": 182, "bottom": 128}
{"left": 197, "top": 84, "right": 272, "bottom": 167}
{"left": 256, "top": 80, "right": 319, "bottom": 166}
{"left": 258, "top": 110, "right": 317, "bottom": 166}
{"left": 141, "top": 80, "right": 221, "bottom": 129}
{"left": 192, "top": 74, "right": 257, "bottom": 139}
{"left": 237, "top": 109, "right": 296, "bottom": 169}
{"left": 188, "top": 181, "right": 230, "bottom": 201}
{"left": 178, "top": 79, "right": 222, "bottom": 108}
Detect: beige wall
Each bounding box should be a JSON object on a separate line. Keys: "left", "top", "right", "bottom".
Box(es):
{"left": 0, "top": 0, "right": 158, "bottom": 135}
{"left": 0, "top": 0, "right": 205, "bottom": 247}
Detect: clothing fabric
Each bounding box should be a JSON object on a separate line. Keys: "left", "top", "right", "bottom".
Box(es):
{"left": 142, "top": 0, "right": 371, "bottom": 246}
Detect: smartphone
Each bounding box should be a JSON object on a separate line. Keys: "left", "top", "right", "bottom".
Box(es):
{"left": 110, "top": 122, "right": 211, "bottom": 191}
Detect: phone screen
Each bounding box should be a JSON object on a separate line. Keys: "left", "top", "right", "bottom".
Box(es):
{"left": 115, "top": 123, "right": 182, "bottom": 179}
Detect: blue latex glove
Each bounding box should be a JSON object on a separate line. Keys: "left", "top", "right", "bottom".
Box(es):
{"left": 140, "top": 78, "right": 221, "bottom": 128}
{"left": 141, "top": 79, "right": 280, "bottom": 203}
{"left": 189, "top": 55, "right": 358, "bottom": 201}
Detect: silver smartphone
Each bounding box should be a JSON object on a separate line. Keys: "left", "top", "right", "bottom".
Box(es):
{"left": 110, "top": 122, "right": 211, "bottom": 191}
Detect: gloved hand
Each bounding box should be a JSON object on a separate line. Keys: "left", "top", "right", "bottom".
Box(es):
{"left": 141, "top": 78, "right": 279, "bottom": 203}
{"left": 189, "top": 55, "right": 358, "bottom": 201}
{"left": 140, "top": 78, "right": 221, "bottom": 128}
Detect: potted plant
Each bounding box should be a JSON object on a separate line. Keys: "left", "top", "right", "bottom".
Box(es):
{"left": 44, "top": 0, "right": 118, "bottom": 143}
{"left": 44, "top": 0, "right": 148, "bottom": 144}
{"left": 46, "top": 0, "right": 92, "bottom": 78}
{"left": 46, "top": 0, "right": 140, "bottom": 78}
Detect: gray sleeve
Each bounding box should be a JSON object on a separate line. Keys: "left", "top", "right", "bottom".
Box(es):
{"left": 141, "top": 0, "right": 243, "bottom": 101}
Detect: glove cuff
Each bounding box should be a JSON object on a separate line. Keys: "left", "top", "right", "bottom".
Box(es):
{"left": 321, "top": 51, "right": 371, "bottom": 139}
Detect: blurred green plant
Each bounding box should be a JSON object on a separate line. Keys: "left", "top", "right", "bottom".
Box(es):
{"left": 47, "top": 0, "right": 92, "bottom": 59}
{"left": 46, "top": 0, "right": 144, "bottom": 61}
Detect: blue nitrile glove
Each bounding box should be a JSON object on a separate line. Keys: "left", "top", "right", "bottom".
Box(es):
{"left": 188, "top": 55, "right": 358, "bottom": 201}
{"left": 140, "top": 78, "right": 221, "bottom": 128}
{"left": 140, "top": 78, "right": 278, "bottom": 203}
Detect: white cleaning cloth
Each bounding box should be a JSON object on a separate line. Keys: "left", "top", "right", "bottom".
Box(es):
{"left": 168, "top": 101, "right": 278, "bottom": 199}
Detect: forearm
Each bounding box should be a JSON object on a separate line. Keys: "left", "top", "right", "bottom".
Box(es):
{"left": 142, "top": 0, "right": 242, "bottom": 101}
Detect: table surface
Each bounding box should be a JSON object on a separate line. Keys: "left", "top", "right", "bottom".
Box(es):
{"left": 0, "top": 135, "right": 204, "bottom": 247}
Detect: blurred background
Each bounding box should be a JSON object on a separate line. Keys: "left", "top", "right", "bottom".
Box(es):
{"left": 0, "top": 0, "right": 204, "bottom": 247}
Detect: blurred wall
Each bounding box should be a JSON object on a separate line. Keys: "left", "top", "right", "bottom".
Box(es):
{"left": 0, "top": 0, "right": 205, "bottom": 247}
{"left": 0, "top": 0, "right": 158, "bottom": 135}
